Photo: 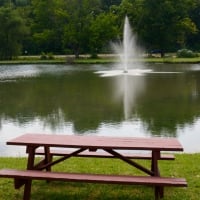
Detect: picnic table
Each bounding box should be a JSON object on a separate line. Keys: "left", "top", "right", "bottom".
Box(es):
{"left": 0, "top": 133, "right": 187, "bottom": 200}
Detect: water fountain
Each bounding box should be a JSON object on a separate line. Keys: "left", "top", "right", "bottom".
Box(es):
{"left": 122, "top": 16, "right": 133, "bottom": 73}
{"left": 96, "top": 16, "right": 152, "bottom": 77}
{"left": 120, "top": 16, "right": 150, "bottom": 74}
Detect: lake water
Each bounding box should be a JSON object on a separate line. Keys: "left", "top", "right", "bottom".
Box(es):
{"left": 0, "top": 63, "right": 200, "bottom": 156}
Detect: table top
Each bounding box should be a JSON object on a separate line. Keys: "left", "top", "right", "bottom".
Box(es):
{"left": 7, "top": 133, "right": 183, "bottom": 151}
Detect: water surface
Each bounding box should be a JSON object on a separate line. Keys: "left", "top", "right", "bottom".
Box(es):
{"left": 0, "top": 63, "right": 200, "bottom": 156}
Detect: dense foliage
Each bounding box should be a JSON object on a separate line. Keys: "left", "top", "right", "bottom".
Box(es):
{"left": 0, "top": 0, "right": 200, "bottom": 59}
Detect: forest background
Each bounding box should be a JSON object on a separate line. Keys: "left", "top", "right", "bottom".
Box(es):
{"left": 0, "top": 0, "right": 200, "bottom": 60}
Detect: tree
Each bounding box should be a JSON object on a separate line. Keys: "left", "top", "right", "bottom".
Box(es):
{"left": 101, "top": 0, "right": 121, "bottom": 11}
{"left": 187, "top": 0, "right": 200, "bottom": 50}
{"left": 62, "top": 0, "right": 102, "bottom": 58}
{"left": 0, "top": 0, "right": 7, "bottom": 6}
{"left": 30, "top": 0, "right": 64, "bottom": 54}
{"left": 89, "top": 12, "right": 118, "bottom": 57}
{"left": 135, "top": 0, "right": 197, "bottom": 56}
{"left": 0, "top": 5, "right": 28, "bottom": 60}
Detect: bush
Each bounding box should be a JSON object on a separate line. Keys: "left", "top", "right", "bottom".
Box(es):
{"left": 177, "top": 49, "right": 199, "bottom": 58}
{"left": 40, "top": 52, "right": 47, "bottom": 60}
{"left": 40, "top": 52, "right": 54, "bottom": 60}
{"left": 47, "top": 52, "right": 54, "bottom": 59}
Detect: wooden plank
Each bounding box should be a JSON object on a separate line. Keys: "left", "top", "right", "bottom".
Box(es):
{"left": 35, "top": 149, "right": 175, "bottom": 160}
{"left": 7, "top": 134, "right": 184, "bottom": 151}
{"left": 0, "top": 169, "right": 187, "bottom": 187}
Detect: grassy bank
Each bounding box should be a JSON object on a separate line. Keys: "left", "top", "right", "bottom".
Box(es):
{"left": 0, "top": 153, "right": 199, "bottom": 200}
{"left": 1, "top": 55, "right": 200, "bottom": 65}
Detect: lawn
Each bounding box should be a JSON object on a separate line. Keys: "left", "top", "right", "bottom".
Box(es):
{"left": 1, "top": 55, "right": 200, "bottom": 65}
{"left": 0, "top": 153, "right": 199, "bottom": 199}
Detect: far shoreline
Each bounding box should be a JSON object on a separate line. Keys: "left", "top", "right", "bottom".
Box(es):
{"left": 1, "top": 54, "right": 200, "bottom": 65}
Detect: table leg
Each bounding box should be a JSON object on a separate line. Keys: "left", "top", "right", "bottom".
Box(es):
{"left": 151, "top": 151, "right": 164, "bottom": 199}
{"left": 23, "top": 180, "right": 32, "bottom": 200}
{"left": 44, "top": 146, "right": 52, "bottom": 172}
{"left": 23, "top": 146, "right": 37, "bottom": 200}
{"left": 151, "top": 151, "right": 160, "bottom": 176}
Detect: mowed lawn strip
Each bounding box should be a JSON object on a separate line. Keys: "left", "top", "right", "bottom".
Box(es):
{"left": 0, "top": 153, "right": 199, "bottom": 200}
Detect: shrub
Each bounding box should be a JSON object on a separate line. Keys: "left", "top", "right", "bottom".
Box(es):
{"left": 40, "top": 52, "right": 47, "bottom": 60}
{"left": 177, "top": 49, "right": 199, "bottom": 58}
{"left": 47, "top": 52, "right": 54, "bottom": 59}
{"left": 40, "top": 52, "right": 54, "bottom": 60}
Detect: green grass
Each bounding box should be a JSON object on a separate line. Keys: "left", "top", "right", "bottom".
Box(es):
{"left": 1, "top": 55, "right": 200, "bottom": 65}
{"left": 144, "top": 57, "right": 200, "bottom": 63}
{"left": 0, "top": 153, "right": 199, "bottom": 199}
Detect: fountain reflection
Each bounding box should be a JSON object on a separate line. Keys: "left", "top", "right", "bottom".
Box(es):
{"left": 114, "top": 75, "right": 146, "bottom": 120}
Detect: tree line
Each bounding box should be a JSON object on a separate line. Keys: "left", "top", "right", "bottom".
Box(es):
{"left": 0, "top": 0, "right": 200, "bottom": 60}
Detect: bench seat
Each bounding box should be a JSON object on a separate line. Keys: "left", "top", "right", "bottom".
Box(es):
{"left": 0, "top": 169, "right": 187, "bottom": 200}
{"left": 35, "top": 149, "right": 175, "bottom": 160}
{"left": 0, "top": 169, "right": 186, "bottom": 186}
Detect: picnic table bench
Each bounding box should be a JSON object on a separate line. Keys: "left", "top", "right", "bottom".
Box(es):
{"left": 35, "top": 148, "right": 175, "bottom": 160}
{"left": 0, "top": 133, "right": 187, "bottom": 200}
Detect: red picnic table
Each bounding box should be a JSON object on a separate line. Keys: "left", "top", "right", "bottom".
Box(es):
{"left": 0, "top": 133, "right": 187, "bottom": 200}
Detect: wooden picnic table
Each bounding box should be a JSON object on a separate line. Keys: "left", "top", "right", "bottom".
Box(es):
{"left": 0, "top": 133, "right": 186, "bottom": 200}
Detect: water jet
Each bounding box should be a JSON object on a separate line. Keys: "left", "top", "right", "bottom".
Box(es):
{"left": 96, "top": 16, "right": 151, "bottom": 77}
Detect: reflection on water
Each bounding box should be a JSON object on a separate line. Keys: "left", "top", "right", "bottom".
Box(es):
{"left": 0, "top": 64, "right": 200, "bottom": 156}
{"left": 113, "top": 75, "right": 147, "bottom": 120}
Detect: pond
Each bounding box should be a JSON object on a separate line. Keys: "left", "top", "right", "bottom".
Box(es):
{"left": 0, "top": 63, "right": 200, "bottom": 156}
